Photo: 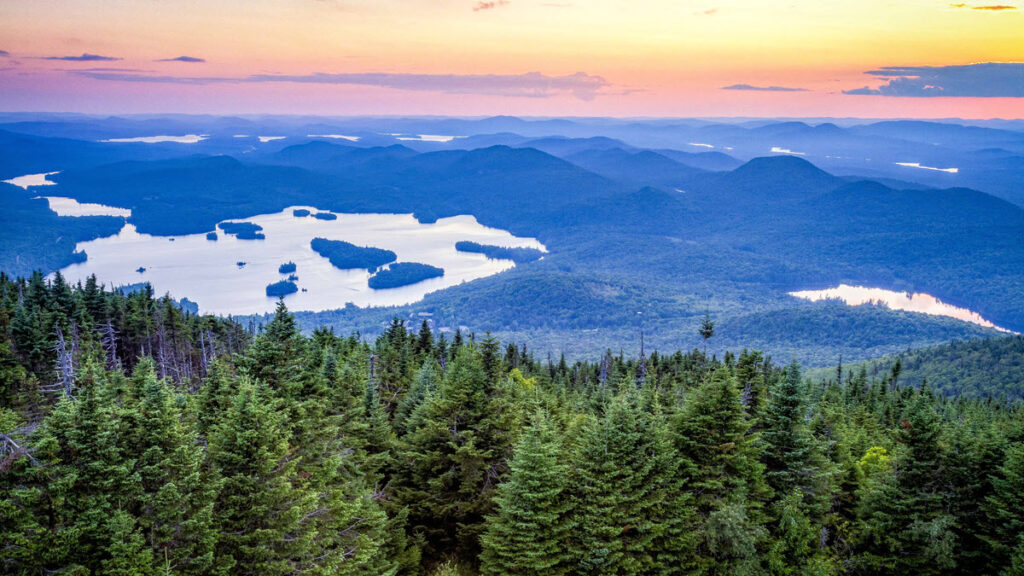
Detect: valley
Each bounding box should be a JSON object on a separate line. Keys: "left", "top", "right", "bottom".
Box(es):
{"left": 2, "top": 114, "right": 1023, "bottom": 366}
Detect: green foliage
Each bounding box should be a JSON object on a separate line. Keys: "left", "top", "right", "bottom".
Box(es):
{"left": 1, "top": 284, "right": 1023, "bottom": 576}
{"left": 479, "top": 412, "right": 574, "bottom": 575}
{"left": 454, "top": 241, "right": 544, "bottom": 264}
{"left": 368, "top": 263, "right": 445, "bottom": 290}
{"left": 310, "top": 238, "right": 397, "bottom": 271}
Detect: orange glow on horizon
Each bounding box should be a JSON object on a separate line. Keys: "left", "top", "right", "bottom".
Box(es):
{"left": 0, "top": 0, "right": 1021, "bottom": 117}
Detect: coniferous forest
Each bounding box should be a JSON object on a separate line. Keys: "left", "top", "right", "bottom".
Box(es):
{"left": 1, "top": 273, "right": 1023, "bottom": 576}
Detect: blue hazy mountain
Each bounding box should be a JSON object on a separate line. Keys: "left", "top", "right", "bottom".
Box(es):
{"left": 3, "top": 113, "right": 1023, "bottom": 364}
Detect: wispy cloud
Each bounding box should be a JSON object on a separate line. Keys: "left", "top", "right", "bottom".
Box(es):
{"left": 43, "top": 53, "right": 121, "bottom": 62}
{"left": 65, "top": 67, "right": 149, "bottom": 73}
{"left": 0, "top": 50, "right": 9, "bottom": 57}
{"left": 950, "top": 2, "right": 1018, "bottom": 8}
{"left": 473, "top": 0, "right": 509, "bottom": 11}
{"left": 844, "top": 62, "right": 1024, "bottom": 97}
{"left": 71, "top": 70, "right": 611, "bottom": 99}
{"left": 722, "top": 83, "right": 808, "bottom": 92}
{"left": 157, "top": 56, "right": 206, "bottom": 63}
{"left": 695, "top": 8, "right": 718, "bottom": 15}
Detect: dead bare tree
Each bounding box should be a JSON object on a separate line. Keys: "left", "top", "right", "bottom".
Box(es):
{"left": 636, "top": 330, "right": 647, "bottom": 390}
{"left": 0, "top": 430, "right": 40, "bottom": 471}
{"left": 599, "top": 351, "right": 611, "bottom": 389}
{"left": 101, "top": 319, "right": 121, "bottom": 371}
{"left": 43, "top": 322, "right": 77, "bottom": 399}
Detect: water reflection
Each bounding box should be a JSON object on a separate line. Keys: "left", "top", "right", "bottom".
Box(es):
{"left": 59, "top": 207, "right": 546, "bottom": 315}
{"left": 4, "top": 172, "right": 59, "bottom": 189}
{"left": 40, "top": 197, "right": 131, "bottom": 217}
{"left": 789, "top": 284, "right": 1015, "bottom": 333}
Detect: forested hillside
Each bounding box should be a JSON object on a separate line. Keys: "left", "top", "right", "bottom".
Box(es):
{"left": 4, "top": 116, "right": 1024, "bottom": 365}
{"left": 809, "top": 336, "right": 1024, "bottom": 400}
{"left": 2, "top": 274, "right": 1023, "bottom": 575}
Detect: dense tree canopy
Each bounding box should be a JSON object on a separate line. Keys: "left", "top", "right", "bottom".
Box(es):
{"left": 1, "top": 272, "right": 1022, "bottom": 575}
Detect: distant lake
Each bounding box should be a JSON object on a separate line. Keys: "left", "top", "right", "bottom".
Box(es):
{"left": 894, "top": 162, "right": 959, "bottom": 174}
{"left": 58, "top": 207, "right": 546, "bottom": 315}
{"left": 4, "top": 172, "right": 59, "bottom": 189}
{"left": 101, "top": 135, "right": 208, "bottom": 144}
{"left": 771, "top": 146, "right": 806, "bottom": 156}
{"left": 308, "top": 134, "right": 361, "bottom": 141}
{"left": 790, "top": 284, "right": 1015, "bottom": 333}
{"left": 41, "top": 196, "right": 131, "bottom": 217}
{"left": 393, "top": 134, "right": 463, "bottom": 143}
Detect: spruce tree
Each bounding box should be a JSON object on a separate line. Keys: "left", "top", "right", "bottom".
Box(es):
{"left": 571, "top": 394, "right": 695, "bottom": 575}
{"left": 855, "top": 392, "right": 957, "bottom": 575}
{"left": 986, "top": 442, "right": 1024, "bottom": 570}
{"left": 394, "top": 345, "right": 516, "bottom": 565}
{"left": 479, "top": 412, "right": 574, "bottom": 576}
{"left": 673, "top": 367, "right": 768, "bottom": 575}
{"left": 208, "top": 377, "right": 316, "bottom": 575}
{"left": 131, "top": 360, "right": 222, "bottom": 575}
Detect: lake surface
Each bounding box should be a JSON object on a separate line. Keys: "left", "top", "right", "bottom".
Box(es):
{"left": 394, "top": 134, "right": 463, "bottom": 143}
{"left": 40, "top": 196, "right": 131, "bottom": 217}
{"left": 789, "top": 284, "right": 1015, "bottom": 333}
{"left": 101, "top": 135, "right": 208, "bottom": 143}
{"left": 4, "top": 172, "right": 59, "bottom": 189}
{"left": 308, "top": 134, "right": 361, "bottom": 141}
{"left": 58, "top": 207, "right": 546, "bottom": 315}
{"left": 894, "top": 162, "right": 959, "bottom": 174}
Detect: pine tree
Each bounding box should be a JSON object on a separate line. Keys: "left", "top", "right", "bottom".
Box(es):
{"left": 131, "top": 360, "right": 222, "bottom": 575}
{"left": 766, "top": 489, "right": 837, "bottom": 576}
{"left": 986, "top": 442, "right": 1024, "bottom": 570}
{"left": 394, "top": 345, "right": 516, "bottom": 565}
{"left": 571, "top": 394, "right": 695, "bottom": 575}
{"left": 208, "top": 377, "right": 316, "bottom": 575}
{"left": 394, "top": 359, "right": 440, "bottom": 436}
{"left": 479, "top": 412, "right": 574, "bottom": 576}
{"left": 673, "top": 367, "right": 768, "bottom": 575}
{"left": 855, "top": 392, "right": 957, "bottom": 575}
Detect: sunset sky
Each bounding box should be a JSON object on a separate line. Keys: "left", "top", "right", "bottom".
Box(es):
{"left": 1, "top": 0, "right": 1022, "bottom": 117}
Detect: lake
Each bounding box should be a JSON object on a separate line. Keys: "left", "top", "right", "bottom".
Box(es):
{"left": 4, "top": 172, "right": 59, "bottom": 189}
{"left": 101, "top": 134, "right": 208, "bottom": 143}
{"left": 41, "top": 196, "right": 132, "bottom": 217}
{"left": 58, "top": 207, "right": 546, "bottom": 315}
{"left": 789, "top": 284, "right": 1015, "bottom": 333}
{"left": 894, "top": 162, "right": 958, "bottom": 174}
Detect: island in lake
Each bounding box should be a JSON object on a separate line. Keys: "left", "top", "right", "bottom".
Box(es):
{"left": 266, "top": 280, "right": 298, "bottom": 297}
{"left": 310, "top": 238, "right": 397, "bottom": 271}
{"left": 368, "top": 262, "right": 444, "bottom": 289}
{"left": 455, "top": 241, "right": 545, "bottom": 264}
{"left": 218, "top": 221, "right": 265, "bottom": 240}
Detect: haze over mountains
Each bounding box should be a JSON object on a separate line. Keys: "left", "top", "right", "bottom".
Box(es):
{"left": 2, "top": 113, "right": 1023, "bottom": 365}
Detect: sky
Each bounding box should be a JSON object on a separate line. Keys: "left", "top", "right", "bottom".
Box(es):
{"left": 1, "top": 0, "right": 1022, "bottom": 118}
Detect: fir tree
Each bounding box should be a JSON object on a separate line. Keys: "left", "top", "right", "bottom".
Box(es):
{"left": 480, "top": 412, "right": 574, "bottom": 576}
{"left": 208, "top": 377, "right": 316, "bottom": 575}
{"left": 673, "top": 367, "right": 768, "bottom": 575}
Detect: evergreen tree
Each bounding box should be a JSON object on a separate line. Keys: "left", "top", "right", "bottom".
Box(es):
{"left": 673, "top": 367, "right": 768, "bottom": 575}
{"left": 479, "top": 412, "right": 574, "bottom": 576}
{"left": 986, "top": 442, "right": 1024, "bottom": 570}
{"left": 394, "top": 345, "right": 517, "bottom": 565}
{"left": 855, "top": 392, "right": 957, "bottom": 575}
{"left": 208, "top": 377, "right": 316, "bottom": 575}
{"left": 571, "top": 394, "right": 695, "bottom": 575}
{"left": 131, "top": 360, "right": 222, "bottom": 575}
